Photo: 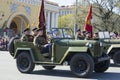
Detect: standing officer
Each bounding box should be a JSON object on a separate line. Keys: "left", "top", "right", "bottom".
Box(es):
{"left": 21, "top": 28, "right": 33, "bottom": 42}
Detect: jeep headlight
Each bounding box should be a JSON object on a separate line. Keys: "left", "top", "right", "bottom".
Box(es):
{"left": 86, "top": 42, "right": 92, "bottom": 48}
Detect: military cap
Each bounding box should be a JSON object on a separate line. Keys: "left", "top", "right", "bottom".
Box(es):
{"left": 23, "top": 28, "right": 30, "bottom": 32}
{"left": 32, "top": 28, "right": 38, "bottom": 31}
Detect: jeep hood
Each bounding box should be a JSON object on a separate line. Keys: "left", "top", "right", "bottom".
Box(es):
{"left": 102, "top": 39, "right": 120, "bottom": 44}
{"left": 55, "top": 39, "right": 98, "bottom": 46}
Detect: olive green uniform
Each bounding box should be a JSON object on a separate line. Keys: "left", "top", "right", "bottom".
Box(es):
{"left": 33, "top": 35, "right": 48, "bottom": 49}
{"left": 21, "top": 34, "right": 33, "bottom": 42}
{"left": 75, "top": 33, "right": 85, "bottom": 40}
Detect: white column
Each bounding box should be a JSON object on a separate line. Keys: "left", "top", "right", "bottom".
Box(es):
{"left": 63, "top": 11, "right": 65, "bottom": 16}
{"left": 60, "top": 11, "right": 62, "bottom": 16}
{"left": 62, "top": 11, "right": 64, "bottom": 15}
{"left": 47, "top": 11, "right": 50, "bottom": 31}
{"left": 69, "top": 11, "right": 71, "bottom": 14}
{"left": 51, "top": 12, "right": 55, "bottom": 28}
{"left": 64, "top": 11, "right": 66, "bottom": 15}
{"left": 55, "top": 13, "right": 59, "bottom": 28}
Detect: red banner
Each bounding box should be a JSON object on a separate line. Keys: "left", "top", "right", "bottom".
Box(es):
{"left": 38, "top": 0, "right": 46, "bottom": 38}
{"left": 84, "top": 4, "right": 93, "bottom": 37}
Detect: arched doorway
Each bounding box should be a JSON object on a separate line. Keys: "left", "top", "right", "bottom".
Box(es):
{"left": 9, "top": 15, "right": 29, "bottom": 35}
{"left": 10, "top": 21, "right": 17, "bottom": 34}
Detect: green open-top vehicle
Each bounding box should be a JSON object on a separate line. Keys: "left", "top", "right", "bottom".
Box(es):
{"left": 99, "top": 31, "right": 120, "bottom": 66}
{"left": 8, "top": 28, "right": 110, "bottom": 78}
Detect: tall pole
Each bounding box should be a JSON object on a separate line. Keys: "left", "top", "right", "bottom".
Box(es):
{"left": 74, "top": 0, "right": 78, "bottom": 35}
{"left": 21, "top": 18, "right": 23, "bottom": 35}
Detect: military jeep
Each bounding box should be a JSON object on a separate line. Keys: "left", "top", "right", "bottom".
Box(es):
{"left": 8, "top": 28, "right": 110, "bottom": 78}
{"left": 99, "top": 31, "right": 120, "bottom": 66}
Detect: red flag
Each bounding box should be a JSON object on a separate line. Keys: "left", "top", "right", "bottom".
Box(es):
{"left": 38, "top": 0, "right": 46, "bottom": 38}
{"left": 84, "top": 4, "right": 93, "bottom": 37}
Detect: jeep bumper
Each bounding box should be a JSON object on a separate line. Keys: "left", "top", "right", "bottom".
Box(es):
{"left": 95, "top": 56, "right": 110, "bottom": 63}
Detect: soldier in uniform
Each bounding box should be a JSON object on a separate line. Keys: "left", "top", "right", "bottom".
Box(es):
{"left": 33, "top": 28, "right": 51, "bottom": 55}
{"left": 75, "top": 29, "right": 84, "bottom": 40}
{"left": 32, "top": 28, "right": 38, "bottom": 37}
{"left": 21, "top": 28, "right": 33, "bottom": 42}
{"left": 85, "top": 31, "right": 92, "bottom": 40}
{"left": 93, "top": 32, "right": 99, "bottom": 40}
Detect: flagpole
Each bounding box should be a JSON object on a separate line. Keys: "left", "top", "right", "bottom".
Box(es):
{"left": 74, "top": 0, "right": 78, "bottom": 35}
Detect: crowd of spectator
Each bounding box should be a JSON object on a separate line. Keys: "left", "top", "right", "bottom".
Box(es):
{"left": 0, "top": 28, "right": 17, "bottom": 51}
{"left": 0, "top": 36, "right": 10, "bottom": 51}
{"left": 110, "top": 32, "right": 120, "bottom": 39}
{"left": 76, "top": 29, "right": 120, "bottom": 40}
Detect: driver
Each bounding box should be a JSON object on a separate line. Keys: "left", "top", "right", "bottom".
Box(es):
{"left": 33, "top": 28, "right": 51, "bottom": 56}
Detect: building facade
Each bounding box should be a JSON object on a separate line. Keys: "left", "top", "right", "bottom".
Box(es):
{"left": 59, "top": 0, "right": 89, "bottom": 17}
{"left": 0, "top": 0, "right": 59, "bottom": 35}
{"left": 59, "top": 5, "right": 74, "bottom": 16}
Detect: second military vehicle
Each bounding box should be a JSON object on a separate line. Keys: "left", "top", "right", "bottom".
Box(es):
{"left": 99, "top": 32, "right": 120, "bottom": 66}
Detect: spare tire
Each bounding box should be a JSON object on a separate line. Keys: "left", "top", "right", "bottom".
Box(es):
{"left": 8, "top": 36, "right": 20, "bottom": 57}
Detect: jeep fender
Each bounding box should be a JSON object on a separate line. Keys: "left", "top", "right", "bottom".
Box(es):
{"left": 59, "top": 47, "right": 88, "bottom": 64}
{"left": 107, "top": 45, "right": 120, "bottom": 55}
{"left": 8, "top": 36, "right": 20, "bottom": 56}
{"left": 14, "top": 48, "right": 35, "bottom": 62}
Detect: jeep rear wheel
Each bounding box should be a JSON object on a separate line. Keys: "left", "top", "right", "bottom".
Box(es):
{"left": 70, "top": 54, "right": 94, "bottom": 78}
{"left": 42, "top": 66, "right": 55, "bottom": 70}
{"left": 94, "top": 60, "right": 110, "bottom": 73}
{"left": 16, "top": 52, "right": 35, "bottom": 73}
{"left": 113, "top": 51, "right": 120, "bottom": 66}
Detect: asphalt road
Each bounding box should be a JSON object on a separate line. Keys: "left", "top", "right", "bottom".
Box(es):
{"left": 0, "top": 51, "right": 120, "bottom": 80}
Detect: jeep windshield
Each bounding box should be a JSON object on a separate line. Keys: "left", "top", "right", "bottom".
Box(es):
{"left": 51, "top": 28, "right": 74, "bottom": 39}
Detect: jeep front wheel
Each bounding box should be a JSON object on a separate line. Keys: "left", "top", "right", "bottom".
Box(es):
{"left": 113, "top": 51, "right": 120, "bottom": 66}
{"left": 42, "top": 66, "right": 55, "bottom": 70}
{"left": 16, "top": 52, "right": 35, "bottom": 73}
{"left": 94, "top": 60, "right": 110, "bottom": 73}
{"left": 8, "top": 37, "right": 19, "bottom": 57}
{"left": 70, "top": 54, "right": 94, "bottom": 78}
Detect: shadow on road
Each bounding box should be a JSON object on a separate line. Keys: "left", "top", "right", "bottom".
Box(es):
{"left": 92, "top": 72, "right": 120, "bottom": 80}
{"left": 31, "top": 69, "right": 120, "bottom": 80}
{"left": 32, "top": 69, "right": 77, "bottom": 78}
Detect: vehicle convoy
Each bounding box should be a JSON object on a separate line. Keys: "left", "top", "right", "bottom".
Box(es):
{"left": 100, "top": 33, "right": 120, "bottom": 66}
{"left": 8, "top": 28, "right": 110, "bottom": 78}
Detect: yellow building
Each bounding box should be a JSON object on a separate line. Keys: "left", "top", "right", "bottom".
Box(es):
{"left": 0, "top": 0, "right": 59, "bottom": 35}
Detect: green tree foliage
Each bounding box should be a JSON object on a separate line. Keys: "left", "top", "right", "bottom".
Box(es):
{"left": 73, "top": 0, "right": 90, "bottom": 30}
{"left": 90, "top": 0, "right": 120, "bottom": 32}
{"left": 58, "top": 14, "right": 74, "bottom": 29}
{"left": 59, "top": 0, "right": 120, "bottom": 32}
{"left": 58, "top": 0, "right": 90, "bottom": 30}
{"left": 73, "top": 6, "right": 89, "bottom": 30}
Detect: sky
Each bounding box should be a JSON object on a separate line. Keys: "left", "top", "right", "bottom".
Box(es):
{"left": 48, "top": 0, "right": 75, "bottom": 6}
